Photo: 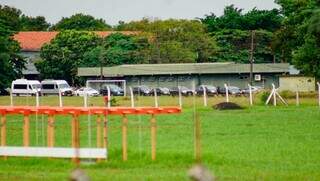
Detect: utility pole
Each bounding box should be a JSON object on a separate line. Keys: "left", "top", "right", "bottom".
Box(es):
{"left": 249, "top": 30, "right": 255, "bottom": 86}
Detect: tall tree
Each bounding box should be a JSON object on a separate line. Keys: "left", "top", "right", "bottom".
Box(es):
{"left": 51, "top": 13, "right": 112, "bottom": 31}
{"left": 116, "top": 19, "right": 217, "bottom": 63}
{"left": 0, "top": 20, "right": 25, "bottom": 92}
{"left": 20, "top": 15, "right": 50, "bottom": 31}
{"left": 82, "top": 33, "right": 150, "bottom": 67}
{"left": 0, "top": 5, "right": 21, "bottom": 31}
{"left": 200, "top": 5, "right": 283, "bottom": 63}
{"left": 36, "top": 30, "right": 102, "bottom": 84}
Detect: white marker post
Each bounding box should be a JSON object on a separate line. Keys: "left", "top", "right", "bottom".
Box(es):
{"left": 318, "top": 82, "right": 320, "bottom": 107}
{"left": 178, "top": 86, "right": 182, "bottom": 108}
{"left": 36, "top": 92, "right": 39, "bottom": 107}
{"left": 10, "top": 84, "right": 13, "bottom": 106}
{"left": 224, "top": 84, "right": 229, "bottom": 103}
{"left": 296, "top": 86, "right": 299, "bottom": 106}
{"left": 107, "top": 86, "right": 111, "bottom": 108}
{"left": 129, "top": 87, "right": 134, "bottom": 108}
{"left": 58, "top": 89, "right": 63, "bottom": 107}
{"left": 84, "top": 91, "right": 88, "bottom": 108}
{"left": 248, "top": 84, "right": 253, "bottom": 106}
{"left": 154, "top": 88, "right": 158, "bottom": 108}
{"left": 202, "top": 85, "right": 207, "bottom": 107}
{"left": 272, "top": 84, "right": 277, "bottom": 106}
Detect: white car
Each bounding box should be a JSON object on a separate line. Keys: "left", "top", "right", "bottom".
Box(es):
{"left": 11, "top": 79, "right": 41, "bottom": 96}
{"left": 75, "top": 87, "right": 99, "bottom": 96}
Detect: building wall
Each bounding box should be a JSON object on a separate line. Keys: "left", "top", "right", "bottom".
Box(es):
{"left": 122, "top": 73, "right": 280, "bottom": 89}
{"left": 279, "top": 76, "right": 315, "bottom": 92}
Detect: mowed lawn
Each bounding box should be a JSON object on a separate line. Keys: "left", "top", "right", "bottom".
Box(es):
{"left": 0, "top": 95, "right": 319, "bottom": 180}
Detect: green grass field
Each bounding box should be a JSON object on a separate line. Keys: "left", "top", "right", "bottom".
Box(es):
{"left": 0, "top": 95, "right": 320, "bottom": 180}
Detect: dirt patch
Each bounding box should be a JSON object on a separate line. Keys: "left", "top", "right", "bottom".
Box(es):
{"left": 213, "top": 102, "right": 243, "bottom": 110}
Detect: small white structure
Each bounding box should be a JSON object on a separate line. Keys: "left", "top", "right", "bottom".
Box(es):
{"left": 265, "top": 84, "right": 288, "bottom": 106}
{"left": 11, "top": 79, "right": 41, "bottom": 96}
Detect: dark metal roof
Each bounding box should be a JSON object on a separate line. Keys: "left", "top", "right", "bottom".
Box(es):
{"left": 77, "top": 63, "right": 290, "bottom": 77}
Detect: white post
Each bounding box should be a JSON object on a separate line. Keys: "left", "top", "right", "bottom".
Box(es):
{"left": 84, "top": 91, "right": 88, "bottom": 108}
{"left": 224, "top": 84, "right": 229, "bottom": 103}
{"left": 296, "top": 87, "right": 299, "bottom": 106}
{"left": 178, "top": 86, "right": 182, "bottom": 108}
{"left": 123, "top": 81, "right": 127, "bottom": 97}
{"left": 318, "top": 82, "right": 320, "bottom": 107}
{"left": 202, "top": 85, "right": 207, "bottom": 107}
{"left": 248, "top": 84, "right": 253, "bottom": 106}
{"left": 36, "top": 92, "right": 39, "bottom": 107}
{"left": 58, "top": 89, "right": 63, "bottom": 107}
{"left": 129, "top": 87, "right": 134, "bottom": 108}
{"left": 265, "top": 88, "right": 275, "bottom": 105}
{"left": 107, "top": 86, "right": 111, "bottom": 108}
{"left": 272, "top": 84, "right": 276, "bottom": 106}
{"left": 10, "top": 84, "right": 13, "bottom": 106}
{"left": 154, "top": 88, "right": 158, "bottom": 107}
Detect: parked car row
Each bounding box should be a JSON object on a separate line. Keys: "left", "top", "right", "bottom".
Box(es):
{"left": 129, "top": 85, "right": 263, "bottom": 96}
{"left": 8, "top": 79, "right": 263, "bottom": 97}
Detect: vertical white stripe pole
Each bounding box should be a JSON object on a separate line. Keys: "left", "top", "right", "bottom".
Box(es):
{"left": 10, "top": 85, "right": 13, "bottom": 106}
{"left": 107, "top": 86, "right": 111, "bottom": 108}
{"left": 178, "top": 86, "right": 182, "bottom": 108}
{"left": 202, "top": 85, "right": 207, "bottom": 107}
{"left": 129, "top": 87, "right": 134, "bottom": 108}
{"left": 154, "top": 88, "right": 158, "bottom": 108}
{"left": 84, "top": 91, "right": 88, "bottom": 108}
{"left": 58, "top": 89, "right": 63, "bottom": 107}
{"left": 317, "top": 82, "right": 320, "bottom": 107}
{"left": 36, "top": 91, "right": 39, "bottom": 107}
{"left": 248, "top": 84, "right": 253, "bottom": 106}
{"left": 224, "top": 84, "right": 229, "bottom": 103}
{"left": 123, "top": 81, "right": 126, "bottom": 97}
{"left": 272, "top": 84, "right": 276, "bottom": 106}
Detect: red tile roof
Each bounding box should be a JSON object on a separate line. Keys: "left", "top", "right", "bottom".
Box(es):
{"left": 13, "top": 31, "right": 138, "bottom": 52}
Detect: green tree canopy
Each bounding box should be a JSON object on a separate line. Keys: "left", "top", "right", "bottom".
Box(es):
{"left": 83, "top": 33, "right": 150, "bottom": 67}
{"left": 116, "top": 19, "right": 217, "bottom": 63}
{"left": 0, "top": 5, "right": 21, "bottom": 31}
{"left": 0, "top": 20, "right": 25, "bottom": 91}
{"left": 51, "top": 13, "right": 112, "bottom": 31}
{"left": 36, "top": 30, "right": 102, "bottom": 84}
{"left": 20, "top": 15, "right": 50, "bottom": 31}
{"left": 200, "top": 5, "right": 282, "bottom": 32}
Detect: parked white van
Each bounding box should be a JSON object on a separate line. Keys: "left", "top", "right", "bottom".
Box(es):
{"left": 11, "top": 79, "right": 41, "bottom": 96}
{"left": 41, "top": 80, "right": 73, "bottom": 96}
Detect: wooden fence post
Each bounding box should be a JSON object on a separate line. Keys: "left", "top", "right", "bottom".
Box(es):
{"left": 71, "top": 114, "right": 80, "bottom": 165}
{"left": 1, "top": 115, "right": 6, "bottom": 147}
{"left": 150, "top": 114, "right": 157, "bottom": 161}
{"left": 47, "top": 115, "right": 55, "bottom": 147}
{"left": 23, "top": 113, "right": 30, "bottom": 147}
{"left": 122, "top": 115, "right": 128, "bottom": 161}
{"left": 103, "top": 115, "right": 108, "bottom": 150}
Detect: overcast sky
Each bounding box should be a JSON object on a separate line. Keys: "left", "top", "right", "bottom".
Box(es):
{"left": 1, "top": 0, "right": 279, "bottom": 25}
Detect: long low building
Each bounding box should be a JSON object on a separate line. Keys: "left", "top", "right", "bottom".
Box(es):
{"left": 77, "top": 62, "right": 290, "bottom": 89}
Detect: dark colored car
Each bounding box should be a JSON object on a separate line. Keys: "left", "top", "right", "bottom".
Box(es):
{"left": 132, "top": 85, "right": 153, "bottom": 96}
{"left": 0, "top": 88, "right": 9, "bottom": 96}
{"left": 170, "top": 86, "right": 194, "bottom": 96}
{"left": 100, "top": 84, "right": 124, "bottom": 96}
{"left": 218, "top": 86, "right": 241, "bottom": 95}
{"left": 196, "top": 85, "right": 218, "bottom": 96}
{"left": 155, "top": 87, "right": 170, "bottom": 95}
